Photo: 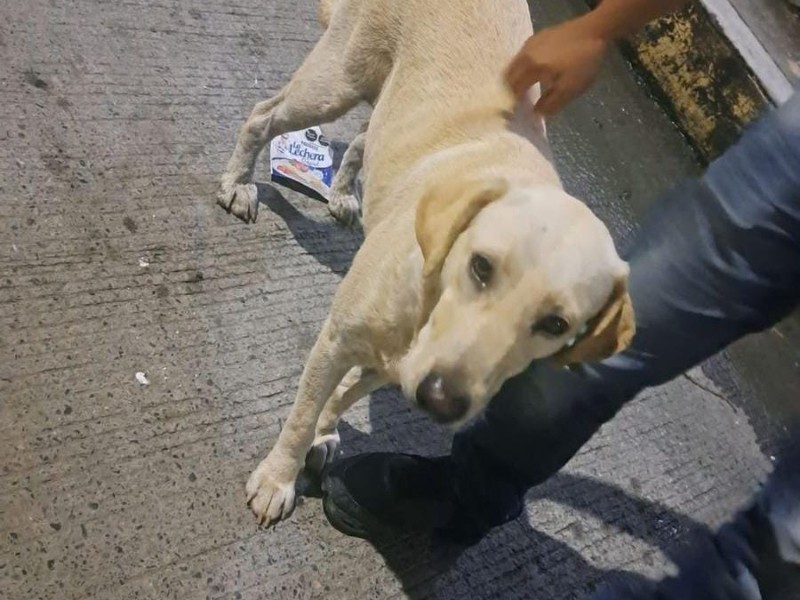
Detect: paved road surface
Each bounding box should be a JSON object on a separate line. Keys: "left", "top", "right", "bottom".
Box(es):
{"left": 1, "top": 0, "right": 797, "bottom": 598}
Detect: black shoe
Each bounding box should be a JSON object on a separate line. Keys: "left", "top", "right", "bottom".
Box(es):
{"left": 321, "top": 453, "right": 494, "bottom": 544}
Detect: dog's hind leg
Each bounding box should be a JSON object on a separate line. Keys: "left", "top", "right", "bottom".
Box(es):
{"left": 218, "top": 31, "right": 363, "bottom": 223}
{"left": 328, "top": 124, "right": 367, "bottom": 227}
{"left": 305, "top": 366, "right": 384, "bottom": 473}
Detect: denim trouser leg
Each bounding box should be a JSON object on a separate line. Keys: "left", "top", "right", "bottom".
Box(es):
{"left": 450, "top": 92, "right": 800, "bottom": 528}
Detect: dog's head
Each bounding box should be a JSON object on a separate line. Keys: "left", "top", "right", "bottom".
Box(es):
{"left": 399, "top": 176, "right": 634, "bottom": 426}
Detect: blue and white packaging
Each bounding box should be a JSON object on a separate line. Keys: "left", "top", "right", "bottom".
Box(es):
{"left": 270, "top": 126, "right": 333, "bottom": 202}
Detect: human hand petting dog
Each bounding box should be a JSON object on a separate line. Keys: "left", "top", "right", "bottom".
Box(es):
{"left": 505, "top": 0, "right": 691, "bottom": 115}
{"left": 505, "top": 18, "right": 609, "bottom": 115}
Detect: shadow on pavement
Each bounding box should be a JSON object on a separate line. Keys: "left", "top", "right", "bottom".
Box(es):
{"left": 254, "top": 181, "right": 363, "bottom": 276}
{"left": 319, "top": 391, "right": 711, "bottom": 599}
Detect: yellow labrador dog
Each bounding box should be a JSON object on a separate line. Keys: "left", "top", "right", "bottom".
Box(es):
{"left": 218, "top": 0, "right": 634, "bottom": 526}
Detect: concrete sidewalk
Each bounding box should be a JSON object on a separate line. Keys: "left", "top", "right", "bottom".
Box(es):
{"left": 0, "top": 0, "right": 796, "bottom": 598}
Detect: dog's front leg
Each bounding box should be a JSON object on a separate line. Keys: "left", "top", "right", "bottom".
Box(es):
{"left": 305, "top": 366, "right": 385, "bottom": 473}
{"left": 246, "top": 318, "right": 350, "bottom": 526}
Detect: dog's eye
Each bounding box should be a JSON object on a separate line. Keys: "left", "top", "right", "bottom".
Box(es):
{"left": 532, "top": 314, "right": 570, "bottom": 337}
{"left": 470, "top": 254, "right": 493, "bottom": 287}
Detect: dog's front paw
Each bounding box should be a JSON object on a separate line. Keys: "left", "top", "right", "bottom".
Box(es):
{"left": 217, "top": 182, "right": 259, "bottom": 223}
{"left": 246, "top": 457, "right": 297, "bottom": 527}
{"left": 305, "top": 431, "right": 340, "bottom": 473}
{"left": 328, "top": 191, "right": 360, "bottom": 227}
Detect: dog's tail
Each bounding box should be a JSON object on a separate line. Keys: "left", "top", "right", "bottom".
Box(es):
{"left": 318, "top": 0, "right": 337, "bottom": 29}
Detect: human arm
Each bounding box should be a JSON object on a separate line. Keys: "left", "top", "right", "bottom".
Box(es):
{"left": 505, "top": 0, "right": 691, "bottom": 115}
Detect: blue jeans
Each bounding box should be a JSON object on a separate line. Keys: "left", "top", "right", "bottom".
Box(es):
{"left": 450, "top": 91, "right": 800, "bottom": 590}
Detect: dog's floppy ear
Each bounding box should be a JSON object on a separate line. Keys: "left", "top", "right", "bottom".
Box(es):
{"left": 552, "top": 274, "right": 635, "bottom": 366}
{"left": 415, "top": 177, "right": 509, "bottom": 329}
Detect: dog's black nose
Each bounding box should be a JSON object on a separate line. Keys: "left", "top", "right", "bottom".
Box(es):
{"left": 415, "top": 373, "right": 468, "bottom": 423}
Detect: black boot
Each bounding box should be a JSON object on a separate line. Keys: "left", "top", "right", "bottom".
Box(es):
{"left": 322, "top": 452, "right": 521, "bottom": 544}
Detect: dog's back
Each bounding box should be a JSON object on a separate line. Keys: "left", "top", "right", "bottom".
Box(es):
{"left": 321, "top": 0, "right": 548, "bottom": 232}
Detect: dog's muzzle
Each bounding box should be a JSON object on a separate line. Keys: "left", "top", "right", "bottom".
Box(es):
{"left": 415, "top": 373, "right": 468, "bottom": 424}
